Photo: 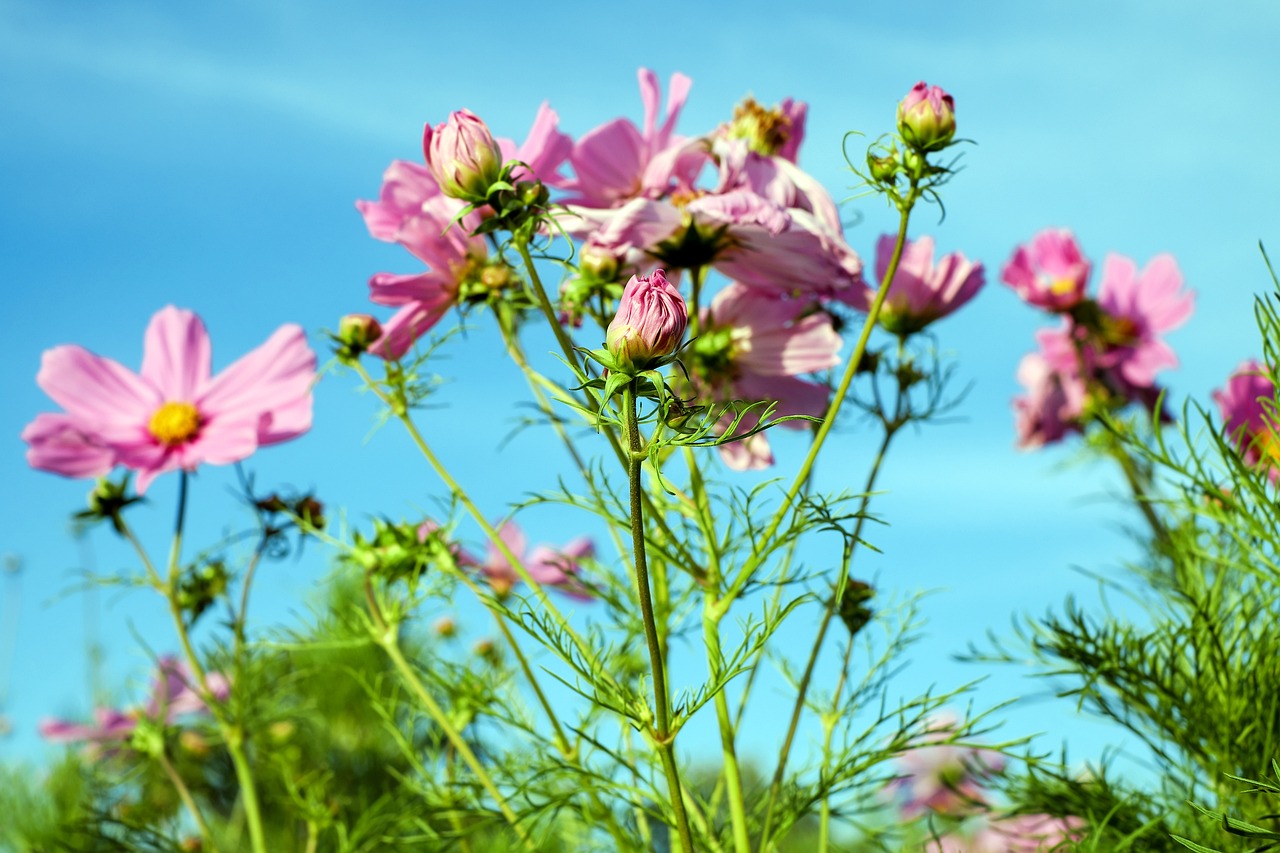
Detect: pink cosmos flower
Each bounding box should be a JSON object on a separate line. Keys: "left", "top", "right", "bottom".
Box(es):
{"left": 40, "top": 657, "right": 230, "bottom": 752}
{"left": 1001, "top": 229, "right": 1091, "bottom": 312}
{"left": 463, "top": 522, "right": 595, "bottom": 600}
{"left": 1012, "top": 326, "right": 1088, "bottom": 449}
{"left": 564, "top": 68, "right": 701, "bottom": 208}
{"left": 887, "top": 713, "right": 1006, "bottom": 818}
{"left": 854, "top": 234, "right": 985, "bottom": 335}
{"left": 1213, "top": 360, "right": 1280, "bottom": 476}
{"left": 1095, "top": 253, "right": 1194, "bottom": 388}
{"left": 606, "top": 269, "right": 688, "bottom": 370}
{"left": 928, "top": 813, "right": 1085, "bottom": 852}
{"left": 423, "top": 109, "right": 504, "bottom": 201}
{"left": 692, "top": 283, "right": 841, "bottom": 470}
{"left": 25, "top": 307, "right": 315, "bottom": 494}
{"left": 898, "top": 81, "right": 956, "bottom": 151}
{"left": 366, "top": 195, "right": 489, "bottom": 359}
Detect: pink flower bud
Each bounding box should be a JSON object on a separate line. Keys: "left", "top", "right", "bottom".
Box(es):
{"left": 423, "top": 109, "right": 504, "bottom": 202}
{"left": 897, "top": 82, "right": 956, "bottom": 151}
{"left": 338, "top": 313, "right": 383, "bottom": 349}
{"left": 606, "top": 270, "right": 688, "bottom": 371}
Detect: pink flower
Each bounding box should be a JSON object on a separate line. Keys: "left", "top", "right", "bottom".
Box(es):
{"left": 711, "top": 135, "right": 841, "bottom": 232}
{"left": 854, "top": 234, "right": 984, "bottom": 335}
{"left": 606, "top": 269, "right": 688, "bottom": 370}
{"left": 1001, "top": 229, "right": 1091, "bottom": 312}
{"left": 888, "top": 713, "right": 1005, "bottom": 818}
{"left": 564, "top": 68, "right": 700, "bottom": 208}
{"left": 928, "top": 814, "right": 1085, "bottom": 852}
{"left": 1012, "top": 326, "right": 1088, "bottom": 449}
{"left": 692, "top": 283, "right": 841, "bottom": 470}
{"left": 1095, "top": 253, "right": 1194, "bottom": 388}
{"left": 496, "top": 101, "right": 574, "bottom": 187}
{"left": 366, "top": 195, "right": 489, "bottom": 360}
{"left": 40, "top": 657, "right": 229, "bottom": 752}
{"left": 1213, "top": 360, "right": 1280, "bottom": 476}
{"left": 463, "top": 522, "right": 595, "bottom": 600}
{"left": 25, "top": 307, "right": 315, "bottom": 494}
{"left": 423, "top": 109, "right": 503, "bottom": 201}
{"left": 898, "top": 81, "right": 956, "bottom": 151}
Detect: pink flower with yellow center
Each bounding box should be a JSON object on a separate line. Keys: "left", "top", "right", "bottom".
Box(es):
{"left": 460, "top": 522, "right": 596, "bottom": 600}
{"left": 1213, "top": 360, "right": 1280, "bottom": 477}
{"left": 1001, "top": 228, "right": 1092, "bottom": 312}
{"left": 24, "top": 306, "right": 315, "bottom": 493}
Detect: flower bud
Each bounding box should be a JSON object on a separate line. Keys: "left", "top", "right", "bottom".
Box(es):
{"left": 339, "top": 313, "right": 382, "bottom": 350}
{"left": 433, "top": 616, "right": 458, "bottom": 638}
{"left": 867, "top": 150, "right": 898, "bottom": 184}
{"left": 424, "top": 109, "right": 504, "bottom": 202}
{"left": 580, "top": 243, "right": 621, "bottom": 283}
{"left": 605, "top": 270, "right": 688, "bottom": 372}
{"left": 897, "top": 82, "right": 956, "bottom": 152}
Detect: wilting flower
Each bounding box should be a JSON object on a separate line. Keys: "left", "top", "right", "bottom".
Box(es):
{"left": 40, "top": 657, "right": 230, "bottom": 753}
{"left": 1000, "top": 228, "right": 1091, "bottom": 312}
{"left": 606, "top": 269, "right": 688, "bottom": 371}
{"left": 423, "top": 109, "right": 504, "bottom": 202}
{"left": 1094, "top": 252, "right": 1194, "bottom": 388}
{"left": 564, "top": 68, "right": 699, "bottom": 209}
{"left": 897, "top": 82, "right": 956, "bottom": 151}
{"left": 887, "top": 713, "right": 1005, "bottom": 818}
{"left": 25, "top": 307, "right": 315, "bottom": 493}
{"left": 691, "top": 283, "right": 840, "bottom": 470}
{"left": 464, "top": 522, "right": 595, "bottom": 600}
{"left": 852, "top": 234, "right": 984, "bottom": 335}
{"left": 1213, "top": 360, "right": 1280, "bottom": 476}
{"left": 928, "top": 813, "right": 1086, "bottom": 853}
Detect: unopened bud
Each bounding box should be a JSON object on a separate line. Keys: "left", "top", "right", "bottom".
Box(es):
{"left": 897, "top": 82, "right": 956, "bottom": 152}
{"left": 605, "top": 270, "right": 688, "bottom": 373}
{"left": 424, "top": 109, "right": 504, "bottom": 202}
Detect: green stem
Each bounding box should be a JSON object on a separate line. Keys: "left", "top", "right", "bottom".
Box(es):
{"left": 817, "top": 637, "right": 858, "bottom": 853}
{"left": 730, "top": 183, "right": 918, "bottom": 603}
{"left": 757, "top": 423, "right": 899, "bottom": 852}
{"left": 363, "top": 577, "right": 536, "bottom": 851}
{"left": 625, "top": 381, "right": 694, "bottom": 853}
{"left": 157, "top": 747, "right": 215, "bottom": 850}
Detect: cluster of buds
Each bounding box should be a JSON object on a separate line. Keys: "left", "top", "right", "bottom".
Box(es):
{"left": 865, "top": 82, "right": 959, "bottom": 206}
{"left": 174, "top": 560, "right": 230, "bottom": 625}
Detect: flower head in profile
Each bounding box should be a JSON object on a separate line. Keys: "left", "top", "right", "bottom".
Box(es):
{"left": 40, "top": 657, "right": 230, "bottom": 755}
{"left": 463, "top": 522, "right": 595, "bottom": 600}
{"left": 606, "top": 269, "right": 688, "bottom": 372}
{"left": 1213, "top": 360, "right": 1280, "bottom": 477}
{"left": 25, "top": 307, "right": 315, "bottom": 493}
{"left": 853, "top": 234, "right": 984, "bottom": 335}
{"left": 1001, "top": 228, "right": 1091, "bottom": 312}
{"left": 690, "top": 283, "right": 840, "bottom": 470}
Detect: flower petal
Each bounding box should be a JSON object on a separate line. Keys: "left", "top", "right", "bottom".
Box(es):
{"left": 140, "top": 306, "right": 212, "bottom": 401}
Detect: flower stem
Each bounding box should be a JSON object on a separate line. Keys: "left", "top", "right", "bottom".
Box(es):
{"left": 157, "top": 747, "right": 215, "bottom": 850}
{"left": 363, "top": 576, "right": 536, "bottom": 851}
{"left": 624, "top": 381, "right": 694, "bottom": 853}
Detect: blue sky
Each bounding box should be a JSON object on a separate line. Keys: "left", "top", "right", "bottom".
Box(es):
{"left": 3, "top": 0, "right": 1280, "bottom": 791}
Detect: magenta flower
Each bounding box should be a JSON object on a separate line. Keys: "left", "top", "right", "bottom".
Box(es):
{"left": 1094, "top": 252, "right": 1194, "bottom": 387}
{"left": 25, "top": 307, "right": 315, "bottom": 494}
{"left": 40, "top": 657, "right": 229, "bottom": 752}
{"left": 606, "top": 269, "right": 689, "bottom": 371}
{"left": 463, "top": 522, "right": 595, "bottom": 600}
{"left": 564, "top": 68, "right": 699, "bottom": 208}
{"left": 888, "top": 713, "right": 1005, "bottom": 818}
{"left": 692, "top": 283, "right": 841, "bottom": 470}
{"left": 366, "top": 195, "right": 490, "bottom": 360}
{"left": 423, "top": 109, "right": 503, "bottom": 202}
{"left": 928, "top": 813, "right": 1085, "bottom": 852}
{"left": 1001, "top": 228, "right": 1091, "bottom": 312}
{"left": 853, "top": 234, "right": 984, "bottom": 335}
{"left": 898, "top": 81, "right": 956, "bottom": 151}
{"left": 1213, "top": 360, "right": 1280, "bottom": 476}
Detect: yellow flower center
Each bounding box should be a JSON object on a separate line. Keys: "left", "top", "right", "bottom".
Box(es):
{"left": 1049, "top": 277, "right": 1078, "bottom": 296}
{"left": 148, "top": 401, "right": 202, "bottom": 446}
{"left": 727, "top": 96, "right": 793, "bottom": 156}
{"left": 1255, "top": 428, "right": 1280, "bottom": 468}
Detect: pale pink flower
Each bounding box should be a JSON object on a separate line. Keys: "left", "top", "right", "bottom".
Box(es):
{"left": 606, "top": 269, "right": 688, "bottom": 370}
{"left": 1213, "top": 360, "right": 1280, "bottom": 476}
{"left": 888, "top": 713, "right": 1005, "bottom": 818}
{"left": 693, "top": 283, "right": 841, "bottom": 470}
{"left": 464, "top": 522, "right": 595, "bottom": 600}
{"left": 25, "top": 307, "right": 314, "bottom": 494}
{"left": 564, "top": 68, "right": 700, "bottom": 208}
{"left": 928, "top": 813, "right": 1085, "bottom": 852}
{"left": 423, "top": 109, "right": 503, "bottom": 201}
{"left": 366, "top": 195, "right": 489, "bottom": 360}
{"left": 496, "top": 101, "right": 574, "bottom": 186}
{"left": 1000, "top": 229, "right": 1091, "bottom": 312}
{"left": 40, "top": 657, "right": 229, "bottom": 751}
{"left": 898, "top": 81, "right": 956, "bottom": 151}
{"left": 854, "top": 234, "right": 984, "bottom": 335}
{"left": 1095, "top": 253, "right": 1194, "bottom": 388}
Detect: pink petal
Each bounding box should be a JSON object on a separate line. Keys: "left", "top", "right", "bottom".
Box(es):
{"left": 22, "top": 413, "right": 115, "bottom": 478}
{"left": 140, "top": 306, "right": 212, "bottom": 402}
{"left": 37, "top": 345, "right": 161, "bottom": 442}
{"left": 369, "top": 300, "right": 452, "bottom": 360}
{"left": 196, "top": 324, "right": 315, "bottom": 448}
